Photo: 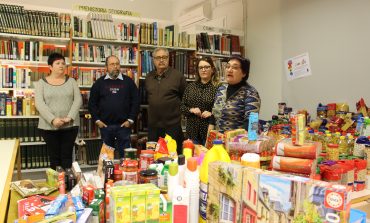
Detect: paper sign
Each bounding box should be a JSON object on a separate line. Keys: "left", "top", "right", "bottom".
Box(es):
{"left": 285, "top": 52, "right": 312, "bottom": 81}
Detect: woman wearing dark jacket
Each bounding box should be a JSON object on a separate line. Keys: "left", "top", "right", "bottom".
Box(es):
{"left": 209, "top": 55, "right": 261, "bottom": 132}
{"left": 181, "top": 57, "right": 220, "bottom": 145}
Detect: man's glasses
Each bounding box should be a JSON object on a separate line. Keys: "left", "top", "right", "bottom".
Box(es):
{"left": 198, "top": 65, "right": 211, "bottom": 70}
{"left": 225, "top": 64, "right": 241, "bottom": 71}
{"left": 153, "top": 56, "right": 169, "bottom": 61}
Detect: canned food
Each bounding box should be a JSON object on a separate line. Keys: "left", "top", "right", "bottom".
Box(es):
{"left": 139, "top": 169, "right": 158, "bottom": 186}
{"left": 124, "top": 148, "right": 138, "bottom": 160}
{"left": 140, "top": 150, "right": 155, "bottom": 170}
{"left": 122, "top": 160, "right": 138, "bottom": 184}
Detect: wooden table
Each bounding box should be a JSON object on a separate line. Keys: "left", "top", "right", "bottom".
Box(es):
{"left": 0, "top": 139, "right": 20, "bottom": 222}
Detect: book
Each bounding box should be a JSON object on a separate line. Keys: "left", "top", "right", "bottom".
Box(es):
{"left": 11, "top": 179, "right": 57, "bottom": 197}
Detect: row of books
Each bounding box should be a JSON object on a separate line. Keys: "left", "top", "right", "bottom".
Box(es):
{"left": 212, "top": 58, "right": 228, "bottom": 82}
{"left": 139, "top": 23, "right": 196, "bottom": 48}
{"left": 0, "top": 3, "right": 71, "bottom": 37}
{"left": 196, "top": 33, "right": 241, "bottom": 55}
{"left": 140, "top": 50, "right": 154, "bottom": 77}
{"left": 72, "top": 43, "right": 138, "bottom": 64}
{"left": 0, "top": 94, "right": 38, "bottom": 117}
{"left": 168, "top": 51, "right": 197, "bottom": 79}
{"left": 20, "top": 144, "right": 50, "bottom": 169}
{"left": 0, "top": 118, "right": 41, "bottom": 142}
{"left": 78, "top": 114, "right": 101, "bottom": 139}
{"left": 73, "top": 13, "right": 116, "bottom": 40}
{"left": 83, "top": 139, "right": 103, "bottom": 165}
{"left": 137, "top": 107, "right": 148, "bottom": 132}
{"left": 0, "top": 39, "right": 69, "bottom": 61}
{"left": 0, "top": 66, "right": 31, "bottom": 88}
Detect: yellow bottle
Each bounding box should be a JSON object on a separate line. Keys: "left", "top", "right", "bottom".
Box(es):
{"left": 199, "top": 140, "right": 230, "bottom": 223}
{"left": 338, "top": 135, "right": 348, "bottom": 156}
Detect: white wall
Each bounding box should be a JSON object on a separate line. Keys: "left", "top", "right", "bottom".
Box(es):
{"left": 246, "top": 0, "right": 283, "bottom": 120}
{"left": 246, "top": 0, "right": 370, "bottom": 120}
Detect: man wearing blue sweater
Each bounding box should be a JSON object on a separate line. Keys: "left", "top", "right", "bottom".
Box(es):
{"left": 88, "top": 55, "right": 139, "bottom": 158}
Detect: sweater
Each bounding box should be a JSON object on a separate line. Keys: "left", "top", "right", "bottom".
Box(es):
{"left": 35, "top": 76, "right": 82, "bottom": 130}
{"left": 145, "top": 67, "right": 187, "bottom": 128}
{"left": 88, "top": 74, "right": 139, "bottom": 125}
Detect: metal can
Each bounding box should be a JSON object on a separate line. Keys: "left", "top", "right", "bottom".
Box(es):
{"left": 140, "top": 150, "right": 155, "bottom": 170}
{"left": 146, "top": 141, "right": 157, "bottom": 150}
{"left": 124, "top": 148, "right": 138, "bottom": 160}
{"left": 122, "top": 160, "right": 138, "bottom": 184}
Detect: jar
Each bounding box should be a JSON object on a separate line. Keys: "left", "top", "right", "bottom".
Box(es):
{"left": 122, "top": 160, "right": 138, "bottom": 184}
{"left": 140, "top": 150, "right": 155, "bottom": 170}
{"left": 113, "top": 169, "right": 123, "bottom": 182}
{"left": 139, "top": 169, "right": 158, "bottom": 186}
{"left": 124, "top": 148, "right": 138, "bottom": 160}
{"left": 326, "top": 144, "right": 339, "bottom": 161}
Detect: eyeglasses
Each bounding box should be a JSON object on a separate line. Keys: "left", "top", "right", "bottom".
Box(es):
{"left": 198, "top": 65, "right": 211, "bottom": 70}
{"left": 225, "top": 64, "right": 241, "bottom": 71}
{"left": 153, "top": 56, "right": 169, "bottom": 61}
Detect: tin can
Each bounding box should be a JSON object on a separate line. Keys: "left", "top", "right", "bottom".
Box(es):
{"left": 146, "top": 141, "right": 157, "bottom": 150}
{"left": 124, "top": 148, "right": 138, "bottom": 160}
{"left": 140, "top": 150, "right": 155, "bottom": 170}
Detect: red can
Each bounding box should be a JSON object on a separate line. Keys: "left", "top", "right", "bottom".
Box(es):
{"left": 140, "top": 150, "right": 155, "bottom": 170}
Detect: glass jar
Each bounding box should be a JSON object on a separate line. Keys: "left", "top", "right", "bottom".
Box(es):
{"left": 139, "top": 169, "right": 158, "bottom": 186}
{"left": 326, "top": 143, "right": 339, "bottom": 161}
{"left": 122, "top": 160, "right": 138, "bottom": 184}
{"left": 113, "top": 169, "right": 123, "bottom": 182}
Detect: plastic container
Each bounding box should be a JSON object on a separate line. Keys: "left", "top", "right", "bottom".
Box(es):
{"left": 177, "top": 154, "right": 186, "bottom": 186}
{"left": 199, "top": 140, "right": 230, "bottom": 223}
{"left": 139, "top": 169, "right": 158, "bottom": 186}
{"left": 184, "top": 157, "right": 199, "bottom": 223}
{"left": 338, "top": 136, "right": 348, "bottom": 156}
{"left": 241, "top": 153, "right": 260, "bottom": 168}
{"left": 167, "top": 162, "right": 179, "bottom": 200}
{"left": 327, "top": 143, "right": 339, "bottom": 161}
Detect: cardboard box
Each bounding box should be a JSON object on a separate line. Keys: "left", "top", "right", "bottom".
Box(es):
{"left": 207, "top": 162, "right": 244, "bottom": 222}
{"left": 159, "top": 194, "right": 172, "bottom": 223}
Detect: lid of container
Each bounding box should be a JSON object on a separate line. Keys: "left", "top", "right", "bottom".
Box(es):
{"left": 213, "top": 140, "right": 223, "bottom": 144}
{"left": 339, "top": 136, "right": 345, "bottom": 140}
{"left": 169, "top": 162, "right": 178, "bottom": 176}
{"left": 157, "top": 157, "right": 173, "bottom": 165}
{"left": 123, "top": 160, "right": 138, "bottom": 167}
{"left": 327, "top": 143, "right": 339, "bottom": 148}
{"left": 141, "top": 150, "right": 155, "bottom": 155}
{"left": 187, "top": 157, "right": 197, "bottom": 172}
{"left": 178, "top": 154, "right": 185, "bottom": 165}
{"left": 140, "top": 169, "right": 157, "bottom": 177}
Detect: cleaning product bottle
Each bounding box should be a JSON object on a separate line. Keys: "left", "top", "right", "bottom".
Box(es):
{"left": 199, "top": 140, "right": 230, "bottom": 223}
{"left": 168, "top": 162, "right": 179, "bottom": 200}
{"left": 172, "top": 185, "right": 190, "bottom": 223}
{"left": 177, "top": 154, "right": 186, "bottom": 186}
{"left": 184, "top": 157, "right": 199, "bottom": 223}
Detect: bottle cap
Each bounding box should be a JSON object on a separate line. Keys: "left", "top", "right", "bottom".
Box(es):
{"left": 169, "top": 162, "right": 178, "bottom": 176}
{"left": 178, "top": 154, "right": 185, "bottom": 165}
{"left": 183, "top": 148, "right": 192, "bottom": 159}
{"left": 213, "top": 140, "right": 223, "bottom": 144}
{"left": 187, "top": 157, "right": 197, "bottom": 172}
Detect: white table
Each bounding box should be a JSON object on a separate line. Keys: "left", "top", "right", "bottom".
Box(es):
{"left": 0, "top": 139, "right": 20, "bottom": 222}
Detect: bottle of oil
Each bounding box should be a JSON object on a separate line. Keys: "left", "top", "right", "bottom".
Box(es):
{"left": 347, "top": 135, "right": 355, "bottom": 155}
{"left": 338, "top": 136, "right": 348, "bottom": 156}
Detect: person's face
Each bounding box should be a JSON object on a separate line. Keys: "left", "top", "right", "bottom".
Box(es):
{"left": 198, "top": 61, "right": 213, "bottom": 83}
{"left": 106, "top": 56, "right": 120, "bottom": 79}
{"left": 225, "top": 59, "right": 245, "bottom": 85}
{"left": 49, "top": 59, "right": 66, "bottom": 76}
{"left": 153, "top": 50, "right": 169, "bottom": 71}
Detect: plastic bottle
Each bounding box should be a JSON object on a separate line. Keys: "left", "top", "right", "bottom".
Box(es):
{"left": 168, "top": 162, "right": 179, "bottom": 200}
{"left": 332, "top": 132, "right": 341, "bottom": 144}
{"left": 347, "top": 135, "right": 355, "bottom": 155}
{"left": 172, "top": 185, "right": 190, "bottom": 223}
{"left": 177, "top": 154, "right": 186, "bottom": 186}
{"left": 323, "top": 133, "right": 333, "bottom": 153}
{"left": 184, "top": 157, "right": 199, "bottom": 223}
{"left": 199, "top": 140, "right": 231, "bottom": 223}
{"left": 338, "top": 135, "right": 348, "bottom": 156}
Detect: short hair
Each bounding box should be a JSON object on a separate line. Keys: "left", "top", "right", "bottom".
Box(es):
{"left": 47, "top": 53, "right": 65, "bottom": 66}
{"left": 152, "top": 47, "right": 169, "bottom": 57}
{"left": 105, "top": 55, "right": 120, "bottom": 66}
{"left": 228, "top": 55, "right": 250, "bottom": 82}
{"left": 195, "top": 57, "right": 219, "bottom": 87}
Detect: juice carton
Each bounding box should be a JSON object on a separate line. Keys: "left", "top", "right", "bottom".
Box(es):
{"left": 89, "top": 198, "right": 104, "bottom": 223}
{"left": 110, "top": 187, "right": 131, "bottom": 223}
{"left": 159, "top": 194, "right": 172, "bottom": 223}
{"left": 131, "top": 189, "right": 147, "bottom": 223}
{"left": 145, "top": 185, "right": 160, "bottom": 223}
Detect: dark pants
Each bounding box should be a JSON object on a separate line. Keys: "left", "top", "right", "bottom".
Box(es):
{"left": 148, "top": 124, "right": 184, "bottom": 155}
{"left": 41, "top": 127, "right": 79, "bottom": 170}
{"left": 100, "top": 124, "right": 131, "bottom": 158}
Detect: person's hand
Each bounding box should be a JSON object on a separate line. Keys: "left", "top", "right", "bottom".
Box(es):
{"left": 52, "top": 118, "right": 65, "bottom": 128}
{"left": 201, "top": 111, "right": 212, "bottom": 119}
{"left": 121, "top": 121, "right": 131, "bottom": 128}
{"left": 190, "top": 107, "right": 202, "bottom": 116}
{"left": 62, "top": 117, "right": 72, "bottom": 123}
{"left": 96, "top": 120, "right": 107, "bottom": 128}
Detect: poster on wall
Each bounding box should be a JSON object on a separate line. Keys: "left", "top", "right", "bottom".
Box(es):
{"left": 284, "top": 52, "right": 312, "bottom": 81}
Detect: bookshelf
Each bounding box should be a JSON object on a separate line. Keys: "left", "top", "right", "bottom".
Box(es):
{"left": 0, "top": 2, "right": 245, "bottom": 169}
